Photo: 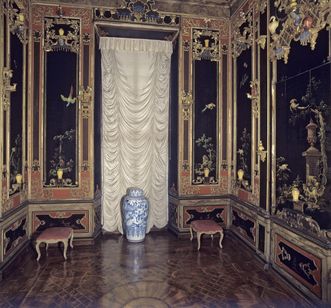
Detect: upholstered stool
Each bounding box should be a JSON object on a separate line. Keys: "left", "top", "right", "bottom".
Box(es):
{"left": 35, "top": 227, "right": 74, "bottom": 261}
{"left": 190, "top": 220, "right": 224, "bottom": 250}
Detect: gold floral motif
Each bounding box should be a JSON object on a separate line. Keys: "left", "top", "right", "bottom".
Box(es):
{"left": 4, "top": 0, "right": 28, "bottom": 44}
{"left": 2, "top": 68, "right": 17, "bottom": 111}
{"left": 78, "top": 86, "right": 93, "bottom": 119}
{"left": 269, "top": 0, "right": 330, "bottom": 63}
{"left": 231, "top": 7, "right": 254, "bottom": 58}
{"left": 192, "top": 28, "right": 220, "bottom": 61}
{"left": 44, "top": 17, "right": 80, "bottom": 53}
{"left": 181, "top": 91, "right": 193, "bottom": 120}
{"left": 93, "top": 1, "right": 179, "bottom": 26}
{"left": 246, "top": 79, "right": 259, "bottom": 118}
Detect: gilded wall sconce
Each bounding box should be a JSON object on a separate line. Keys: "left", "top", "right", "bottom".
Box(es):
{"left": 257, "top": 140, "right": 267, "bottom": 162}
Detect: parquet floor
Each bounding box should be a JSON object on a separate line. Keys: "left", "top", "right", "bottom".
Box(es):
{"left": 0, "top": 231, "right": 310, "bottom": 307}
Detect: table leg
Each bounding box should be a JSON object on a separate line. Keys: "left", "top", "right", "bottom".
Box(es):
{"left": 36, "top": 241, "right": 41, "bottom": 261}
{"left": 69, "top": 231, "right": 74, "bottom": 248}
{"left": 63, "top": 240, "right": 68, "bottom": 260}
{"left": 190, "top": 226, "right": 193, "bottom": 241}
{"left": 219, "top": 230, "right": 224, "bottom": 248}
{"left": 197, "top": 232, "right": 202, "bottom": 251}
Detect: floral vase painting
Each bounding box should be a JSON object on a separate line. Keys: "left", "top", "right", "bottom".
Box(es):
{"left": 122, "top": 187, "right": 149, "bottom": 242}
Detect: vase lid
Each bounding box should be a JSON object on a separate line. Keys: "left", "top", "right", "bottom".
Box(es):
{"left": 127, "top": 187, "right": 144, "bottom": 197}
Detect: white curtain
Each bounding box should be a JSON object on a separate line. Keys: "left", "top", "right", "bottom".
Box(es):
{"left": 100, "top": 37, "right": 173, "bottom": 233}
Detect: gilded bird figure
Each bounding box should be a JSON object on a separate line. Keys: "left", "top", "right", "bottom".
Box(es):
{"left": 202, "top": 102, "right": 216, "bottom": 112}
{"left": 60, "top": 85, "right": 76, "bottom": 107}
{"left": 289, "top": 98, "right": 299, "bottom": 112}
{"left": 289, "top": 98, "right": 308, "bottom": 112}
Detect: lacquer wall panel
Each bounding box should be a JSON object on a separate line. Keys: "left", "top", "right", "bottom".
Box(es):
{"left": 178, "top": 17, "right": 229, "bottom": 196}
{"left": 30, "top": 4, "right": 94, "bottom": 201}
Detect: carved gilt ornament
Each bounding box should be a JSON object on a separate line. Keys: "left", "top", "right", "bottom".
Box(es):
{"left": 44, "top": 16, "right": 80, "bottom": 53}
{"left": 78, "top": 86, "right": 93, "bottom": 119}
{"left": 269, "top": 0, "right": 331, "bottom": 63}
{"left": 2, "top": 68, "right": 17, "bottom": 111}
{"left": 181, "top": 91, "right": 193, "bottom": 120}
{"left": 3, "top": 0, "right": 28, "bottom": 44}
{"left": 192, "top": 28, "right": 220, "bottom": 61}
{"left": 94, "top": 0, "right": 179, "bottom": 26}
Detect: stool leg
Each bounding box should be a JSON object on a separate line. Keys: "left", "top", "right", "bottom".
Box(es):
{"left": 69, "top": 231, "right": 74, "bottom": 248}
{"left": 197, "top": 232, "right": 202, "bottom": 251}
{"left": 211, "top": 234, "right": 213, "bottom": 241}
{"left": 190, "top": 227, "right": 193, "bottom": 241}
{"left": 45, "top": 243, "right": 49, "bottom": 251}
{"left": 63, "top": 240, "right": 68, "bottom": 260}
{"left": 219, "top": 230, "right": 224, "bottom": 248}
{"left": 36, "top": 241, "right": 41, "bottom": 261}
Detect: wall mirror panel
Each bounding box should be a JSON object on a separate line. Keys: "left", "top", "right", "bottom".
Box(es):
{"left": 43, "top": 16, "right": 79, "bottom": 187}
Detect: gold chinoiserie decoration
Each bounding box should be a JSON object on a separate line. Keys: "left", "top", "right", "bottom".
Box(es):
{"left": 269, "top": 0, "right": 330, "bottom": 63}
{"left": 192, "top": 27, "right": 220, "bottom": 61}
{"left": 78, "top": 86, "right": 93, "bottom": 119}
{"left": 2, "top": 68, "right": 17, "bottom": 111}
{"left": 181, "top": 91, "right": 193, "bottom": 120}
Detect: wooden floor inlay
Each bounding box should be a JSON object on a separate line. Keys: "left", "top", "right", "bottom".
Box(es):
{"left": 0, "top": 231, "right": 308, "bottom": 307}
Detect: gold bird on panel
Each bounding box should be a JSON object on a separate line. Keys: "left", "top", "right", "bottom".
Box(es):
{"left": 202, "top": 102, "right": 216, "bottom": 112}
{"left": 60, "top": 85, "right": 76, "bottom": 107}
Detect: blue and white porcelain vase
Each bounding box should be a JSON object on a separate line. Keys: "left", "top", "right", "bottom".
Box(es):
{"left": 122, "top": 187, "right": 149, "bottom": 242}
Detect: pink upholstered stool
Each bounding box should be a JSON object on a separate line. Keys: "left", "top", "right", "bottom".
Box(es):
{"left": 190, "top": 220, "right": 224, "bottom": 250}
{"left": 35, "top": 227, "right": 74, "bottom": 261}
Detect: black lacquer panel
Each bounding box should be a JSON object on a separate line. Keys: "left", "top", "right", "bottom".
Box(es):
{"left": 232, "top": 210, "right": 254, "bottom": 240}
{"left": 277, "top": 29, "right": 329, "bottom": 81}
{"left": 9, "top": 33, "right": 23, "bottom": 192}
{"left": 5, "top": 218, "right": 27, "bottom": 254}
{"left": 33, "top": 41, "right": 40, "bottom": 161}
{"left": 258, "top": 224, "right": 265, "bottom": 253}
{"left": 3, "top": 14, "right": 7, "bottom": 67}
{"left": 184, "top": 121, "right": 188, "bottom": 160}
{"left": 184, "top": 50, "right": 189, "bottom": 92}
{"left": 277, "top": 241, "right": 318, "bottom": 287}
{"left": 35, "top": 214, "right": 85, "bottom": 231}
{"left": 236, "top": 48, "right": 252, "bottom": 184}
{"left": 83, "top": 45, "right": 89, "bottom": 88}
{"left": 186, "top": 208, "right": 224, "bottom": 224}
{"left": 222, "top": 54, "right": 227, "bottom": 161}
{"left": 169, "top": 40, "right": 179, "bottom": 190}
{"left": 3, "top": 113, "right": 6, "bottom": 165}
{"left": 276, "top": 28, "right": 330, "bottom": 209}
{"left": 83, "top": 119, "right": 88, "bottom": 161}
{"left": 44, "top": 51, "right": 77, "bottom": 186}
{"left": 25, "top": 43, "right": 28, "bottom": 167}
{"left": 259, "top": 9, "right": 268, "bottom": 210}
{"left": 94, "top": 38, "right": 102, "bottom": 192}
{"left": 193, "top": 60, "right": 218, "bottom": 183}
